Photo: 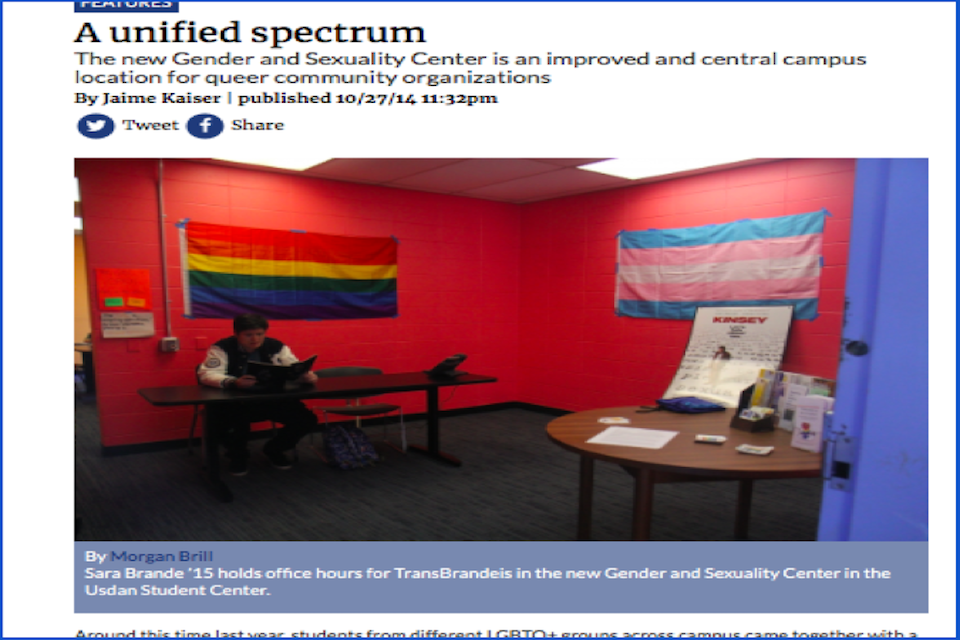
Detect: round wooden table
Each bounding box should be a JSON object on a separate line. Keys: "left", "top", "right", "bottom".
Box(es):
{"left": 546, "top": 407, "right": 822, "bottom": 541}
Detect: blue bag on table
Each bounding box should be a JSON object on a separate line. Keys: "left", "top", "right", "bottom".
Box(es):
{"left": 656, "top": 397, "right": 725, "bottom": 414}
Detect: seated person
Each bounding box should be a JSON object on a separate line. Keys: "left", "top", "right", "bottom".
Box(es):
{"left": 198, "top": 313, "right": 318, "bottom": 476}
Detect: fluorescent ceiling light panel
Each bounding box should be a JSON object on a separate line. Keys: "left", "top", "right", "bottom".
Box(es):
{"left": 212, "top": 155, "right": 330, "bottom": 171}
{"left": 578, "top": 158, "right": 754, "bottom": 180}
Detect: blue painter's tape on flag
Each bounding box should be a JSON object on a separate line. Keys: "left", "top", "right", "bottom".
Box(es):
{"left": 618, "top": 298, "right": 819, "bottom": 321}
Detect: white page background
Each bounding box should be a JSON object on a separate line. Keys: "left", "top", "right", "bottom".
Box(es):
{"left": 2, "top": 1, "right": 955, "bottom": 636}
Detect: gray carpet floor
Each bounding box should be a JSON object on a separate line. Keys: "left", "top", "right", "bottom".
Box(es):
{"left": 75, "top": 402, "right": 822, "bottom": 542}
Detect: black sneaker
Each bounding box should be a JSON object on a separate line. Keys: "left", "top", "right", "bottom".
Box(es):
{"left": 263, "top": 444, "right": 293, "bottom": 470}
{"left": 227, "top": 457, "right": 248, "bottom": 476}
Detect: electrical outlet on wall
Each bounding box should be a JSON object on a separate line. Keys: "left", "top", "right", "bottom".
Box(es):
{"left": 159, "top": 337, "right": 180, "bottom": 352}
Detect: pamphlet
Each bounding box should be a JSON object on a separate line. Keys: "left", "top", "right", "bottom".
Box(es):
{"left": 770, "top": 371, "right": 836, "bottom": 431}
{"left": 749, "top": 369, "right": 778, "bottom": 408}
{"left": 790, "top": 396, "right": 836, "bottom": 452}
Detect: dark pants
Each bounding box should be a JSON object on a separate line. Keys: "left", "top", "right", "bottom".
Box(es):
{"left": 208, "top": 400, "right": 317, "bottom": 460}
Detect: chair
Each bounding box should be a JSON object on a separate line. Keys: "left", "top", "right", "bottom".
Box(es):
{"left": 188, "top": 364, "right": 280, "bottom": 457}
{"left": 187, "top": 365, "right": 208, "bottom": 455}
{"left": 312, "top": 366, "right": 406, "bottom": 456}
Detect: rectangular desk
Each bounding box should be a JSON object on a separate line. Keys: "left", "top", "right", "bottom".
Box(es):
{"left": 139, "top": 371, "right": 497, "bottom": 502}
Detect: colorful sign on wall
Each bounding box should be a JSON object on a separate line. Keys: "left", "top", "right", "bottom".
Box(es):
{"left": 616, "top": 210, "right": 827, "bottom": 320}
{"left": 95, "top": 268, "right": 153, "bottom": 312}
{"left": 178, "top": 221, "right": 398, "bottom": 321}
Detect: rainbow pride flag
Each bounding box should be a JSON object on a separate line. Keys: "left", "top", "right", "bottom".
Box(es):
{"left": 616, "top": 210, "right": 827, "bottom": 320}
{"left": 179, "top": 221, "right": 398, "bottom": 320}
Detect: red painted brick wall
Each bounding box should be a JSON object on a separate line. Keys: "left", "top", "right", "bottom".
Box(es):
{"left": 76, "top": 159, "right": 521, "bottom": 446}
{"left": 517, "top": 158, "right": 855, "bottom": 412}
{"left": 77, "top": 158, "right": 853, "bottom": 446}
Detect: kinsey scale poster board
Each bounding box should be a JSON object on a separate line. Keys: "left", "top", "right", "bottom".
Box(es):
{"left": 662, "top": 305, "right": 794, "bottom": 408}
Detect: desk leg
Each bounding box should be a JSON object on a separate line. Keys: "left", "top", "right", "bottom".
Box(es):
{"left": 406, "top": 386, "right": 462, "bottom": 467}
{"left": 631, "top": 468, "right": 655, "bottom": 541}
{"left": 734, "top": 479, "right": 753, "bottom": 540}
{"left": 202, "top": 410, "right": 233, "bottom": 503}
{"left": 577, "top": 456, "right": 594, "bottom": 541}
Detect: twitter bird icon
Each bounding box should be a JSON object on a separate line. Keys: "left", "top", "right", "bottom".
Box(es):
{"left": 78, "top": 114, "right": 115, "bottom": 139}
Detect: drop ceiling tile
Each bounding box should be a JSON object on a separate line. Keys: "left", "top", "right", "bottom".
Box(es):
{"left": 463, "top": 167, "right": 631, "bottom": 203}
{"left": 190, "top": 158, "right": 769, "bottom": 204}
{"left": 391, "top": 159, "right": 561, "bottom": 193}
{"left": 526, "top": 158, "right": 611, "bottom": 167}
{"left": 304, "top": 158, "right": 462, "bottom": 183}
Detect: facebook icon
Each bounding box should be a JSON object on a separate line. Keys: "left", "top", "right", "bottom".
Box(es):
{"left": 186, "top": 114, "right": 224, "bottom": 139}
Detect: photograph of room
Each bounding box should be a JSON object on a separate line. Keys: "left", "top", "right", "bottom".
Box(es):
{"left": 73, "top": 157, "right": 927, "bottom": 542}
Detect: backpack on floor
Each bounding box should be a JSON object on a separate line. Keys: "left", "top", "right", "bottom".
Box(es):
{"left": 324, "top": 424, "right": 379, "bottom": 470}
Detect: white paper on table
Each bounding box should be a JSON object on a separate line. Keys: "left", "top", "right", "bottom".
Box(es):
{"left": 586, "top": 426, "right": 679, "bottom": 449}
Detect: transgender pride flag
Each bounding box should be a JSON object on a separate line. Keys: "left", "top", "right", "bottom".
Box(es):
{"left": 179, "top": 221, "right": 398, "bottom": 320}
{"left": 616, "top": 210, "right": 827, "bottom": 320}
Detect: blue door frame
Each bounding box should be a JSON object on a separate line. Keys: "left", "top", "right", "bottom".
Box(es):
{"left": 817, "top": 159, "right": 929, "bottom": 541}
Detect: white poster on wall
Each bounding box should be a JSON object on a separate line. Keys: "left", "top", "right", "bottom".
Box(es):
{"left": 100, "top": 312, "right": 156, "bottom": 339}
{"left": 662, "top": 306, "right": 794, "bottom": 407}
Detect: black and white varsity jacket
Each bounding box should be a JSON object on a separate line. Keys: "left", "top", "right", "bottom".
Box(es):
{"left": 198, "top": 336, "right": 301, "bottom": 388}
